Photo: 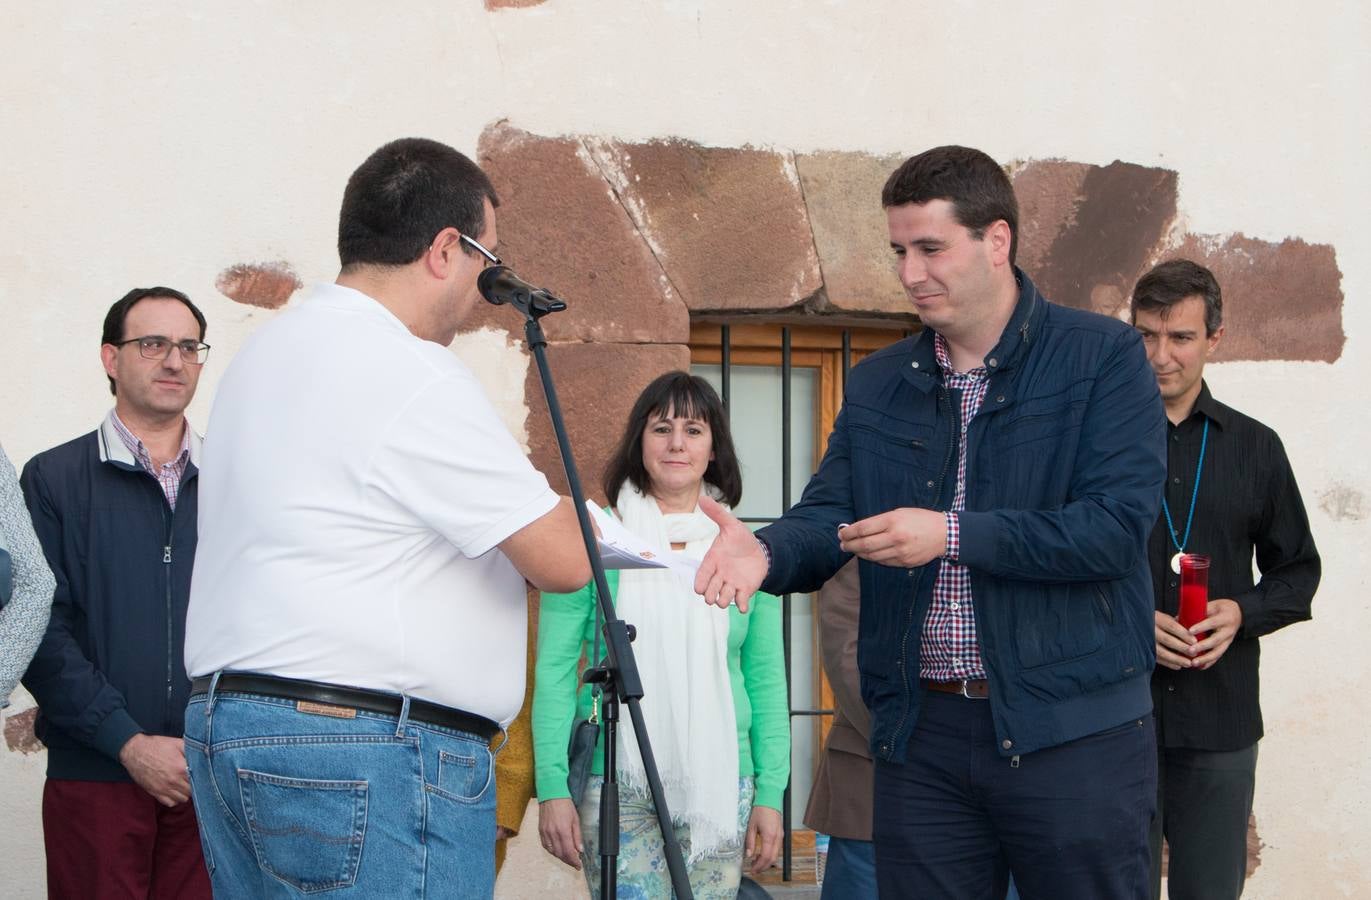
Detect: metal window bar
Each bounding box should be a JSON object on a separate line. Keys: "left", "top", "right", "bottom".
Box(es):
{"left": 717, "top": 323, "right": 857, "bottom": 884}
{"left": 720, "top": 324, "right": 731, "bottom": 412}
{"left": 780, "top": 326, "right": 793, "bottom": 880}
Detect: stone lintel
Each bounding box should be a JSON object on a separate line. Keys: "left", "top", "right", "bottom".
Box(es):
{"left": 524, "top": 341, "right": 692, "bottom": 504}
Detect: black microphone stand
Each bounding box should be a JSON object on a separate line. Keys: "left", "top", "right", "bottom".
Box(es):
{"left": 482, "top": 267, "right": 693, "bottom": 900}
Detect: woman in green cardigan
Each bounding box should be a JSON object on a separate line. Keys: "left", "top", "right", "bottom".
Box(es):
{"left": 533, "top": 371, "right": 789, "bottom": 899}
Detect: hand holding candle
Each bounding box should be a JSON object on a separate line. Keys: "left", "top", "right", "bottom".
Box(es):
{"left": 1177, "top": 554, "right": 1211, "bottom": 639}
{"left": 1175, "top": 553, "right": 1245, "bottom": 670}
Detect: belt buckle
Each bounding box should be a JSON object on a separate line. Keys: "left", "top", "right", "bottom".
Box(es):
{"left": 959, "top": 679, "right": 986, "bottom": 700}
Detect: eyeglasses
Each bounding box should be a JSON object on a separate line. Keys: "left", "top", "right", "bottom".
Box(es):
{"left": 459, "top": 233, "right": 502, "bottom": 268}
{"left": 112, "top": 335, "right": 211, "bottom": 365}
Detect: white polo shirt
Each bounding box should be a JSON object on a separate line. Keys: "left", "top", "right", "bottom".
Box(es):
{"left": 185, "top": 283, "right": 558, "bottom": 726}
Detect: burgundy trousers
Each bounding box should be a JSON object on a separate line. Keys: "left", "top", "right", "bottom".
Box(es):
{"left": 42, "top": 779, "right": 211, "bottom": 900}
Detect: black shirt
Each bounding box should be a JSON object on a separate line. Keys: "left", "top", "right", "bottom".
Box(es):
{"left": 1149, "top": 382, "right": 1320, "bottom": 751}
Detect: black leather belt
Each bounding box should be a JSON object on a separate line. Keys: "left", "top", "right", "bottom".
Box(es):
{"left": 922, "top": 678, "right": 990, "bottom": 699}
{"left": 190, "top": 672, "right": 500, "bottom": 741}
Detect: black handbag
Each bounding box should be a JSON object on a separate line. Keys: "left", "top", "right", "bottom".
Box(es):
{"left": 566, "top": 596, "right": 602, "bottom": 806}
{"left": 0, "top": 539, "right": 11, "bottom": 610}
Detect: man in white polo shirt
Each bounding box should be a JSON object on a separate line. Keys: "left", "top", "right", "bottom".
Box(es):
{"left": 183, "top": 137, "right": 590, "bottom": 899}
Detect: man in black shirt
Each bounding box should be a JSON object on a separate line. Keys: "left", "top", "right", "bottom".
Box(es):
{"left": 1131, "top": 259, "right": 1320, "bottom": 900}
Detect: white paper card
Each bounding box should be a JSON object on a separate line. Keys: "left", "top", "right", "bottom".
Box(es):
{"left": 586, "top": 502, "right": 701, "bottom": 579}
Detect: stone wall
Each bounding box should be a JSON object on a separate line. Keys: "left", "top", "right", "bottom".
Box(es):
{"left": 462, "top": 124, "right": 1344, "bottom": 507}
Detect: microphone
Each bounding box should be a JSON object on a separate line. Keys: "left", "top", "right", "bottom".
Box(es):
{"left": 477, "top": 265, "right": 567, "bottom": 315}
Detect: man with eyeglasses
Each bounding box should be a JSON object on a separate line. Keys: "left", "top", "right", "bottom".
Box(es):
{"left": 20, "top": 287, "right": 212, "bottom": 899}
{"left": 183, "top": 137, "right": 590, "bottom": 898}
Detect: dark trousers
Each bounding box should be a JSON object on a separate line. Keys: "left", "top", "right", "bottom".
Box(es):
{"left": 873, "top": 690, "right": 1156, "bottom": 900}
{"left": 1149, "top": 741, "right": 1258, "bottom": 900}
{"left": 43, "top": 778, "right": 211, "bottom": 900}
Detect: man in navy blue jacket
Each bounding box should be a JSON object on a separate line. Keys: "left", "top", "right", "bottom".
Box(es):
{"left": 21, "top": 287, "right": 212, "bottom": 899}
{"left": 696, "top": 146, "right": 1167, "bottom": 899}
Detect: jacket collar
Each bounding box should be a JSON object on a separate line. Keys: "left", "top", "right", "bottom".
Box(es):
{"left": 985, "top": 267, "right": 1046, "bottom": 372}
{"left": 97, "top": 409, "right": 203, "bottom": 470}
{"left": 903, "top": 267, "right": 1047, "bottom": 392}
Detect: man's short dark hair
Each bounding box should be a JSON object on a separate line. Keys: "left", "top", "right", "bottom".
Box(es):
{"left": 881, "top": 145, "right": 1019, "bottom": 264}
{"left": 101, "top": 287, "right": 207, "bottom": 396}
{"left": 1130, "top": 259, "right": 1223, "bottom": 336}
{"left": 337, "top": 137, "right": 500, "bottom": 270}
{"left": 603, "top": 371, "right": 742, "bottom": 509}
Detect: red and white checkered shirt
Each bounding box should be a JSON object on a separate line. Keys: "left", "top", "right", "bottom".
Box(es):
{"left": 111, "top": 412, "right": 191, "bottom": 510}
{"left": 919, "top": 333, "right": 991, "bottom": 681}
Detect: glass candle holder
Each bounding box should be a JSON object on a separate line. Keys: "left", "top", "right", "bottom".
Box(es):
{"left": 1178, "top": 553, "right": 1211, "bottom": 639}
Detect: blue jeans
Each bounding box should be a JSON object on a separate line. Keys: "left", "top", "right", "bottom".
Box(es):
{"left": 821, "top": 837, "right": 877, "bottom": 900}
{"left": 184, "top": 686, "right": 498, "bottom": 898}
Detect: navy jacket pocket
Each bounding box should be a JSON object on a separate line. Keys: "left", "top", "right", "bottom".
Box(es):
{"left": 1011, "top": 581, "right": 1111, "bottom": 671}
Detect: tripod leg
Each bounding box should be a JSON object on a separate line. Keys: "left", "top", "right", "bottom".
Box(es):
{"left": 598, "top": 779, "right": 619, "bottom": 897}
{"left": 601, "top": 689, "right": 619, "bottom": 899}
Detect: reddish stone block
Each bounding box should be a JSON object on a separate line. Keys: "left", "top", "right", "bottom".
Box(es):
{"left": 795, "top": 150, "right": 911, "bottom": 316}
{"left": 471, "top": 123, "right": 689, "bottom": 345}
{"left": 1011, "top": 159, "right": 1092, "bottom": 277}
{"left": 1028, "top": 161, "right": 1179, "bottom": 316}
{"left": 215, "top": 261, "right": 302, "bottom": 309}
{"left": 463, "top": 126, "right": 1343, "bottom": 366}
{"left": 523, "top": 342, "right": 691, "bottom": 504}
{"left": 4, "top": 707, "right": 42, "bottom": 754}
{"left": 1169, "top": 233, "right": 1344, "bottom": 363}
{"left": 585, "top": 138, "right": 822, "bottom": 312}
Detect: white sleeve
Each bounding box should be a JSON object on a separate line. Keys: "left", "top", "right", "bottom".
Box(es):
{"left": 367, "top": 373, "right": 559, "bottom": 558}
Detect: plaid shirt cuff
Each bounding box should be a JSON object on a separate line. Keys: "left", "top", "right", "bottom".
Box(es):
{"left": 756, "top": 535, "right": 772, "bottom": 574}
{"left": 943, "top": 511, "right": 959, "bottom": 561}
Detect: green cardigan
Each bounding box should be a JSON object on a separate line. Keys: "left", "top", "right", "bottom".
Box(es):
{"left": 533, "top": 567, "right": 790, "bottom": 811}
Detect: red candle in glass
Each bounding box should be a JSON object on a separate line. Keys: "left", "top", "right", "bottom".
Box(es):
{"left": 1178, "top": 553, "right": 1211, "bottom": 639}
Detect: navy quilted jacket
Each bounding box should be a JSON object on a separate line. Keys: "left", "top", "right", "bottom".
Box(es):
{"left": 759, "top": 269, "right": 1167, "bottom": 762}
{"left": 20, "top": 423, "right": 198, "bottom": 781}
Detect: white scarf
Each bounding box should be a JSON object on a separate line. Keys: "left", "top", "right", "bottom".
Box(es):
{"left": 614, "top": 485, "right": 740, "bottom": 862}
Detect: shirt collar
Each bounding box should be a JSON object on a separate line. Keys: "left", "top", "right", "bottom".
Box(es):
{"left": 933, "top": 332, "right": 988, "bottom": 378}
{"left": 99, "top": 410, "right": 202, "bottom": 469}
{"left": 1186, "top": 381, "right": 1230, "bottom": 431}
{"left": 311, "top": 282, "right": 412, "bottom": 336}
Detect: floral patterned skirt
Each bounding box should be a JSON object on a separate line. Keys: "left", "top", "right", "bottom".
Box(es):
{"left": 576, "top": 775, "right": 756, "bottom": 900}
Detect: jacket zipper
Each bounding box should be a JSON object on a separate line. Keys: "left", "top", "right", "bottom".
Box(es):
{"left": 887, "top": 385, "right": 960, "bottom": 755}
{"left": 162, "top": 494, "right": 175, "bottom": 725}
{"left": 1095, "top": 585, "right": 1113, "bottom": 622}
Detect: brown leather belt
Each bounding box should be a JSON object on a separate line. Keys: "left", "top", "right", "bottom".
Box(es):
{"left": 191, "top": 672, "right": 500, "bottom": 740}
{"left": 922, "top": 678, "right": 990, "bottom": 699}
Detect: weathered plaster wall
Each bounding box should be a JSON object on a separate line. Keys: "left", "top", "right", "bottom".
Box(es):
{"left": 1, "top": 3, "right": 1366, "bottom": 897}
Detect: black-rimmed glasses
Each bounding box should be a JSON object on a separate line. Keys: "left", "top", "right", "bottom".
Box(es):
{"left": 460, "top": 233, "right": 502, "bottom": 268}
{"left": 112, "top": 335, "right": 211, "bottom": 366}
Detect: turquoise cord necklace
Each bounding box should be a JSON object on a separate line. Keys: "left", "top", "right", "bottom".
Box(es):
{"left": 1161, "top": 418, "right": 1208, "bottom": 573}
